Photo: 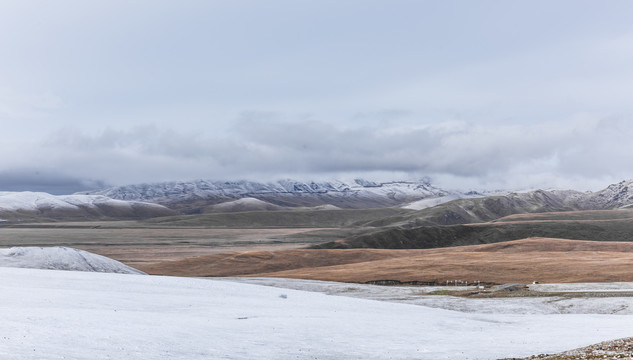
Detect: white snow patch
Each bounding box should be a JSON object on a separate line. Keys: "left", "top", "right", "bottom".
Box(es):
{"left": 212, "top": 197, "right": 278, "bottom": 208}
{"left": 401, "top": 190, "right": 512, "bottom": 210}
{"left": 402, "top": 194, "right": 472, "bottom": 210}
{"left": 0, "top": 246, "right": 145, "bottom": 274}
{"left": 311, "top": 204, "right": 341, "bottom": 210}
{"left": 218, "top": 197, "right": 269, "bottom": 206}
{"left": 208, "top": 197, "right": 283, "bottom": 212}
{"left": 59, "top": 194, "right": 133, "bottom": 209}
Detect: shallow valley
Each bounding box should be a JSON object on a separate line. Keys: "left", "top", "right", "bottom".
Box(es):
{"left": 4, "top": 209, "right": 633, "bottom": 284}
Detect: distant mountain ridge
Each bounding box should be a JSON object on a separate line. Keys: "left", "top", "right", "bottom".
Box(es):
{"left": 79, "top": 178, "right": 446, "bottom": 200}
{"left": 78, "top": 178, "right": 478, "bottom": 213}
{"left": 304, "top": 179, "right": 633, "bottom": 250}
{"left": 355, "top": 181, "right": 633, "bottom": 229}
{"left": 77, "top": 178, "right": 633, "bottom": 215}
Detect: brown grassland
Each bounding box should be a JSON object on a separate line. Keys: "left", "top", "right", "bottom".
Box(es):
{"left": 0, "top": 222, "right": 334, "bottom": 267}
{"left": 4, "top": 209, "right": 633, "bottom": 285}
{"left": 138, "top": 237, "right": 633, "bottom": 284}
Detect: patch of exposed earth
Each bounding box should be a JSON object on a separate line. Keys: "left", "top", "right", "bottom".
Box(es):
{"left": 501, "top": 337, "right": 633, "bottom": 359}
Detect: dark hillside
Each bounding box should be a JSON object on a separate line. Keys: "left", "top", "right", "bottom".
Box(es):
{"left": 313, "top": 210, "right": 633, "bottom": 249}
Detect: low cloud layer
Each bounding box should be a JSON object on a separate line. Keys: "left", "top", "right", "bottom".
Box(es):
{"left": 0, "top": 170, "right": 104, "bottom": 195}
{"left": 2, "top": 2, "right": 633, "bottom": 193}
{"left": 2, "top": 116, "right": 632, "bottom": 193}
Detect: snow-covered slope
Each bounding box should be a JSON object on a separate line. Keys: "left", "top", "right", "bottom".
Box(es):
{"left": 402, "top": 192, "right": 489, "bottom": 210}
{"left": 2, "top": 267, "right": 633, "bottom": 360}
{"left": 205, "top": 197, "right": 284, "bottom": 212}
{"left": 0, "top": 191, "right": 176, "bottom": 221}
{"left": 0, "top": 247, "right": 145, "bottom": 274}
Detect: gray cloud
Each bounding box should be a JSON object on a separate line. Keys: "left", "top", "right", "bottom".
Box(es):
{"left": 3, "top": 1, "right": 633, "bottom": 194}
{"left": 1, "top": 115, "right": 628, "bottom": 193}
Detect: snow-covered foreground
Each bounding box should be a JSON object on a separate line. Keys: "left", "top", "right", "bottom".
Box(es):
{"left": 2, "top": 268, "right": 633, "bottom": 360}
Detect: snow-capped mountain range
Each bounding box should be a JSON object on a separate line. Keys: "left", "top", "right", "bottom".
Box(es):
{"left": 77, "top": 178, "right": 633, "bottom": 216}
{"left": 79, "top": 178, "right": 447, "bottom": 201}
{"left": 2, "top": 178, "right": 633, "bottom": 221}
{"left": 78, "top": 178, "right": 485, "bottom": 212}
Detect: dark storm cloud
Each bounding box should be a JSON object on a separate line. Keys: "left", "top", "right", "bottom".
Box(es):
{"left": 0, "top": 169, "right": 105, "bottom": 195}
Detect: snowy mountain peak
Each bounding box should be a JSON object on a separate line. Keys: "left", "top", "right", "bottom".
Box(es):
{"left": 74, "top": 178, "right": 633, "bottom": 214}
{"left": 589, "top": 179, "right": 633, "bottom": 208}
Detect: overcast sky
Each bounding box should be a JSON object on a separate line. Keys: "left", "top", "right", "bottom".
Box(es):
{"left": 2, "top": 0, "right": 633, "bottom": 194}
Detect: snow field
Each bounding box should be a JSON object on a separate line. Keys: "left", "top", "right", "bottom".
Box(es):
{"left": 1, "top": 267, "right": 633, "bottom": 359}
{"left": 222, "top": 277, "right": 633, "bottom": 315}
